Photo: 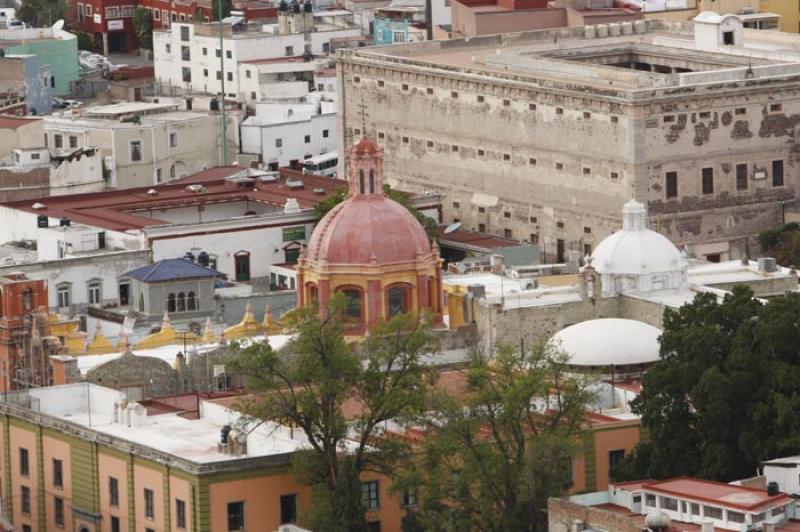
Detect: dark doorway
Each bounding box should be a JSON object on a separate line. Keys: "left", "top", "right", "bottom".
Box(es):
{"left": 556, "top": 239, "right": 566, "bottom": 263}
{"left": 119, "top": 281, "right": 130, "bottom": 306}
{"left": 107, "top": 31, "right": 127, "bottom": 52}
{"left": 234, "top": 252, "right": 251, "bottom": 282}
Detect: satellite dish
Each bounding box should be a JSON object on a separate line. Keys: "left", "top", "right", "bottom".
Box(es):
{"left": 444, "top": 222, "right": 462, "bottom": 234}
{"left": 52, "top": 19, "right": 64, "bottom": 30}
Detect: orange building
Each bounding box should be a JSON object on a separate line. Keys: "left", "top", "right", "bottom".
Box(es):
{"left": 297, "top": 138, "right": 443, "bottom": 333}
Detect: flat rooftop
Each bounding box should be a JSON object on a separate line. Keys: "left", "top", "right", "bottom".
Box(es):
{"left": 0, "top": 166, "right": 343, "bottom": 232}
{"left": 347, "top": 18, "right": 800, "bottom": 98}
{"left": 643, "top": 477, "right": 792, "bottom": 512}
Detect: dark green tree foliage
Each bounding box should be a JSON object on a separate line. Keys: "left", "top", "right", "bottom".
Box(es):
{"left": 212, "top": 0, "right": 232, "bottom": 20}
{"left": 75, "top": 31, "right": 94, "bottom": 51}
{"left": 315, "top": 184, "right": 439, "bottom": 239}
{"left": 132, "top": 7, "right": 153, "bottom": 50}
{"left": 229, "top": 298, "right": 439, "bottom": 532}
{"left": 759, "top": 222, "right": 800, "bottom": 267}
{"left": 612, "top": 286, "right": 800, "bottom": 482}
{"left": 16, "top": 0, "right": 65, "bottom": 27}
{"left": 399, "top": 345, "right": 593, "bottom": 532}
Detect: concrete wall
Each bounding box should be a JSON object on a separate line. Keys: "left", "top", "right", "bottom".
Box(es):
{"left": 0, "top": 119, "right": 42, "bottom": 158}
{"left": 548, "top": 497, "right": 642, "bottom": 532}
{"left": 4, "top": 31, "right": 79, "bottom": 96}
{"left": 452, "top": 5, "right": 566, "bottom": 37}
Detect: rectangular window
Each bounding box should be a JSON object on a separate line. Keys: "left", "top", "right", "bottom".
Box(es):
{"left": 504, "top": 228, "right": 512, "bottom": 238}
{"left": 702, "top": 167, "right": 714, "bottom": 194}
{"left": 20, "top": 448, "right": 29, "bottom": 476}
{"left": 275, "top": 138, "right": 283, "bottom": 148}
{"left": 304, "top": 134, "right": 311, "bottom": 144}
{"left": 109, "top": 476, "right": 119, "bottom": 507}
{"left": 53, "top": 458, "right": 63, "bottom": 488}
{"left": 111, "top": 516, "right": 120, "bottom": 532}
{"left": 69, "top": 135, "right": 78, "bottom": 148}
{"left": 773, "top": 160, "right": 784, "bottom": 186}
{"left": 55, "top": 496, "right": 65, "bottom": 526}
{"left": 280, "top": 494, "right": 297, "bottom": 524}
{"left": 181, "top": 46, "right": 190, "bottom": 61}
{"left": 180, "top": 25, "right": 190, "bottom": 41}
{"left": 402, "top": 489, "right": 417, "bottom": 507}
{"left": 283, "top": 226, "right": 306, "bottom": 241}
{"left": 736, "top": 163, "right": 748, "bottom": 190}
{"left": 21, "top": 486, "right": 30, "bottom": 515}
{"left": 728, "top": 511, "right": 745, "bottom": 523}
{"left": 323, "top": 129, "right": 329, "bottom": 138}
{"left": 285, "top": 46, "right": 294, "bottom": 56}
{"left": 228, "top": 501, "right": 245, "bottom": 530}
{"left": 57, "top": 285, "right": 70, "bottom": 307}
{"left": 176, "top": 499, "right": 187, "bottom": 528}
{"left": 608, "top": 449, "right": 625, "bottom": 471}
{"left": 478, "top": 223, "right": 486, "bottom": 233}
{"left": 88, "top": 282, "right": 101, "bottom": 305}
{"left": 362, "top": 480, "right": 379, "bottom": 510}
{"left": 659, "top": 496, "right": 678, "bottom": 511}
{"left": 226, "top": 50, "right": 232, "bottom": 59}
{"left": 130, "top": 140, "right": 142, "bottom": 162}
{"left": 666, "top": 171, "right": 678, "bottom": 198}
{"left": 170, "top": 132, "right": 178, "bottom": 148}
{"left": 54, "top": 134, "right": 63, "bottom": 148}
{"left": 145, "top": 488, "right": 155, "bottom": 519}
{"left": 181, "top": 67, "right": 191, "bottom": 83}
{"left": 227, "top": 72, "right": 233, "bottom": 82}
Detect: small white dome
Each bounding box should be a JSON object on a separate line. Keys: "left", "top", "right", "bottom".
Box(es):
{"left": 549, "top": 318, "right": 662, "bottom": 367}
{"left": 591, "top": 200, "right": 685, "bottom": 276}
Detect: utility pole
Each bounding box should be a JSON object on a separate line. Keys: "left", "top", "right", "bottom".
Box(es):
{"left": 218, "top": 1, "right": 228, "bottom": 165}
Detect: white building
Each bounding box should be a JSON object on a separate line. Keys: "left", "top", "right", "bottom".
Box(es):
{"left": 240, "top": 98, "right": 337, "bottom": 169}
{"left": 0, "top": 167, "right": 342, "bottom": 284}
{"left": 43, "top": 101, "right": 236, "bottom": 189}
{"left": 154, "top": 13, "right": 361, "bottom": 100}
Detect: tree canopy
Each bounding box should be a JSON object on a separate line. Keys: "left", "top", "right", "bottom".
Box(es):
{"left": 612, "top": 286, "right": 800, "bottom": 483}
{"left": 229, "top": 298, "right": 439, "bottom": 532}
{"left": 132, "top": 7, "right": 153, "bottom": 51}
{"left": 759, "top": 222, "right": 800, "bottom": 267}
{"left": 398, "top": 344, "right": 593, "bottom": 532}
{"left": 315, "top": 184, "right": 440, "bottom": 240}
{"left": 211, "top": 0, "right": 232, "bottom": 20}
{"left": 15, "top": 0, "right": 65, "bottom": 27}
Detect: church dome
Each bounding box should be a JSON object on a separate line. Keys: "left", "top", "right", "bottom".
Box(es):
{"left": 549, "top": 318, "right": 662, "bottom": 367}
{"left": 591, "top": 199, "right": 685, "bottom": 275}
{"left": 304, "top": 138, "right": 434, "bottom": 266}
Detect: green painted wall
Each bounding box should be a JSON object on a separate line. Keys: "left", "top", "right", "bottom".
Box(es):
{"left": 6, "top": 33, "right": 79, "bottom": 96}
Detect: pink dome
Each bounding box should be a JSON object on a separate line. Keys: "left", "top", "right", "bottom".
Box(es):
{"left": 305, "top": 195, "right": 433, "bottom": 265}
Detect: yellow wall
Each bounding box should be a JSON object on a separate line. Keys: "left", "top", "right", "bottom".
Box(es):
{"left": 761, "top": 0, "right": 800, "bottom": 33}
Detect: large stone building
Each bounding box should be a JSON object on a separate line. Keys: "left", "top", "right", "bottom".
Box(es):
{"left": 337, "top": 15, "right": 800, "bottom": 262}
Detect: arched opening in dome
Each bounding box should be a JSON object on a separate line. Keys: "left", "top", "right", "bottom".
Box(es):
{"left": 306, "top": 282, "right": 318, "bottom": 305}
{"left": 359, "top": 170, "right": 365, "bottom": 194}
{"left": 369, "top": 169, "right": 375, "bottom": 193}
{"left": 337, "top": 286, "right": 363, "bottom": 321}
{"left": 387, "top": 283, "right": 412, "bottom": 318}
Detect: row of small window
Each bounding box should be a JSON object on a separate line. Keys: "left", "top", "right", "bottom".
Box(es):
{"left": 643, "top": 493, "right": 783, "bottom": 523}
{"left": 76, "top": 3, "right": 134, "bottom": 19}
{"left": 57, "top": 280, "right": 103, "bottom": 307}
{"left": 166, "top": 291, "right": 199, "bottom": 313}
{"left": 141, "top": 7, "right": 208, "bottom": 23}
{"left": 664, "top": 160, "right": 784, "bottom": 199}
{"left": 359, "top": 77, "right": 620, "bottom": 122}
{"left": 661, "top": 104, "right": 781, "bottom": 124}
{"left": 273, "top": 131, "right": 330, "bottom": 149}
{"left": 453, "top": 202, "right": 586, "bottom": 233}
{"left": 47, "top": 133, "right": 79, "bottom": 150}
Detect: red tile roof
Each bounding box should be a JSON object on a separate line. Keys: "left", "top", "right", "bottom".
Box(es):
{"left": 0, "top": 115, "right": 39, "bottom": 130}
{"left": 643, "top": 477, "right": 793, "bottom": 512}
{"left": 439, "top": 228, "right": 520, "bottom": 251}
{"left": 0, "top": 166, "right": 345, "bottom": 232}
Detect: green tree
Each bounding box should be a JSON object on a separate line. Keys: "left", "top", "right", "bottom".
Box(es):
{"left": 229, "top": 299, "right": 439, "bottom": 532}
{"left": 16, "top": 0, "right": 65, "bottom": 27}
{"left": 612, "top": 286, "right": 800, "bottom": 482}
{"left": 132, "top": 7, "right": 153, "bottom": 51}
{"left": 401, "top": 344, "right": 594, "bottom": 532}
{"left": 211, "top": 0, "right": 232, "bottom": 20}
{"left": 759, "top": 222, "right": 800, "bottom": 267}
{"left": 315, "top": 184, "right": 439, "bottom": 239}
{"left": 75, "top": 31, "right": 94, "bottom": 51}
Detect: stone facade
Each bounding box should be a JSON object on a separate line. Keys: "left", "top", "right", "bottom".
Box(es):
{"left": 336, "top": 19, "right": 800, "bottom": 261}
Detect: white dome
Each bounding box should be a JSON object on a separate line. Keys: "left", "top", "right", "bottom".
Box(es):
{"left": 549, "top": 318, "right": 662, "bottom": 367}
{"left": 591, "top": 199, "right": 685, "bottom": 275}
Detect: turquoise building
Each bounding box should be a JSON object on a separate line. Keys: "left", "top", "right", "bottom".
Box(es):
{"left": 2, "top": 28, "right": 79, "bottom": 96}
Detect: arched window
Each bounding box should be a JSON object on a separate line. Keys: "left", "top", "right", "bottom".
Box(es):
{"left": 387, "top": 285, "right": 408, "bottom": 318}
{"left": 167, "top": 293, "right": 176, "bottom": 313}
{"left": 187, "top": 291, "right": 196, "bottom": 311}
{"left": 340, "top": 288, "right": 362, "bottom": 319}
{"left": 177, "top": 292, "right": 186, "bottom": 312}
{"left": 369, "top": 169, "right": 375, "bottom": 193}
{"left": 359, "top": 169, "right": 365, "bottom": 194}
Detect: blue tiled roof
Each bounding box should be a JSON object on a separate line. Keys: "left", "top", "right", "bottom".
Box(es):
{"left": 125, "top": 258, "right": 222, "bottom": 282}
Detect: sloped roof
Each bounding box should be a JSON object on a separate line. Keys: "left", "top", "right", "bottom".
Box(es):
{"left": 125, "top": 258, "right": 221, "bottom": 283}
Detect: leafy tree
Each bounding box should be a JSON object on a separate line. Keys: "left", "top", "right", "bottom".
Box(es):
{"left": 759, "top": 222, "right": 800, "bottom": 267}
{"left": 211, "top": 0, "right": 232, "bottom": 20}
{"left": 75, "top": 31, "right": 94, "bottom": 51}
{"left": 16, "top": 0, "right": 65, "bottom": 27}
{"left": 229, "top": 298, "right": 439, "bottom": 532}
{"left": 132, "top": 7, "right": 153, "bottom": 51}
{"left": 315, "top": 184, "right": 439, "bottom": 239}
{"left": 400, "top": 344, "right": 594, "bottom": 532}
{"left": 612, "top": 286, "right": 800, "bottom": 482}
